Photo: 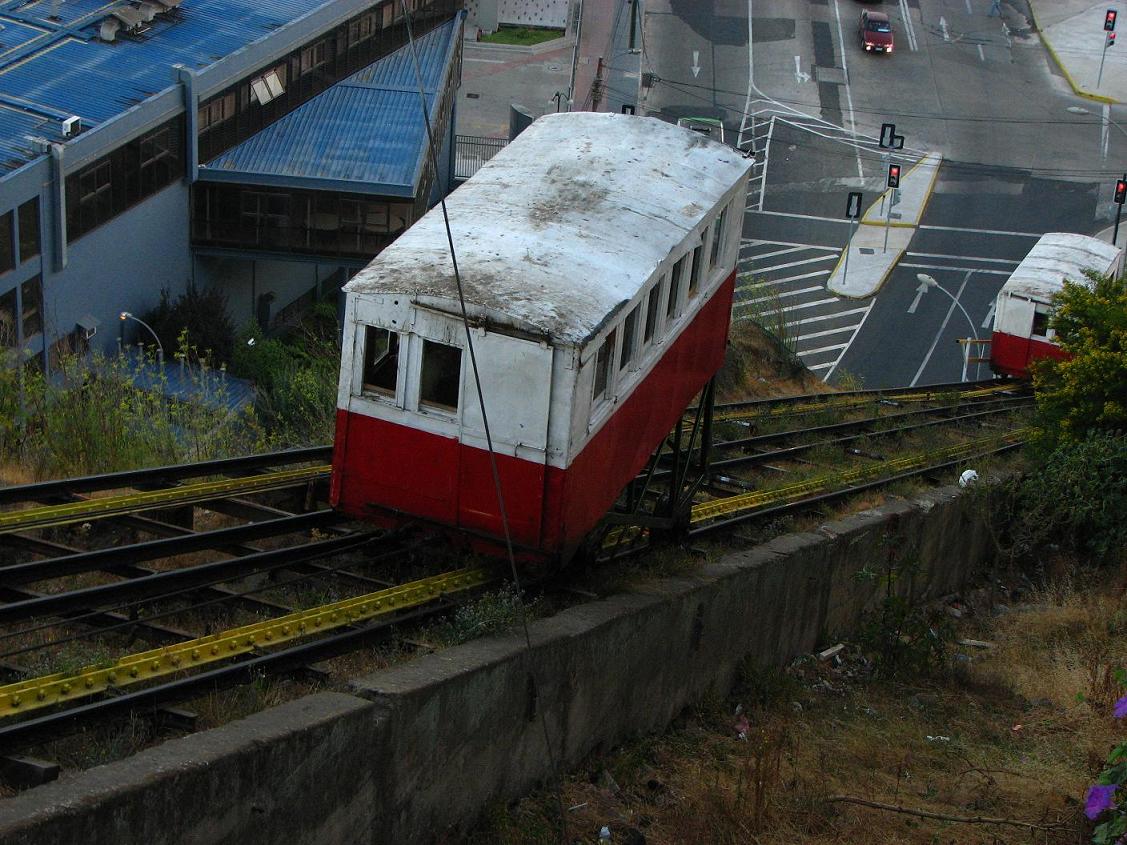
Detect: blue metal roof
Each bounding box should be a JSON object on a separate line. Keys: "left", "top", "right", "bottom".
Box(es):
{"left": 0, "top": 0, "right": 337, "bottom": 173}
{"left": 198, "top": 16, "right": 459, "bottom": 197}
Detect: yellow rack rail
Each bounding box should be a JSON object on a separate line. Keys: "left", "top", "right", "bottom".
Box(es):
{"left": 0, "top": 464, "right": 331, "bottom": 535}
{"left": 0, "top": 566, "right": 495, "bottom": 719}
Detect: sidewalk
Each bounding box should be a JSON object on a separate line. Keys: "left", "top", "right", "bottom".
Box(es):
{"left": 826, "top": 153, "right": 943, "bottom": 298}
{"left": 1028, "top": 0, "right": 1127, "bottom": 104}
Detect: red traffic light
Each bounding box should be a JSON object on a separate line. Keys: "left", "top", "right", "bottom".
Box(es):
{"left": 1116, "top": 179, "right": 1127, "bottom": 204}
{"left": 1110, "top": 31, "right": 1118, "bottom": 46}
{"left": 887, "top": 164, "right": 901, "bottom": 189}
{"left": 1106, "top": 8, "right": 1118, "bottom": 31}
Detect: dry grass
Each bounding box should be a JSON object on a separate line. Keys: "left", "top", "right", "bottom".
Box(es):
{"left": 468, "top": 568, "right": 1127, "bottom": 844}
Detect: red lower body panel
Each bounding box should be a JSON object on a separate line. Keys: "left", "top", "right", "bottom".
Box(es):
{"left": 990, "top": 330, "right": 1068, "bottom": 378}
{"left": 331, "top": 272, "right": 736, "bottom": 560}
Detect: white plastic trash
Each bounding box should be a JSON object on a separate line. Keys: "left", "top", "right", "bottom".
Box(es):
{"left": 959, "top": 469, "right": 979, "bottom": 488}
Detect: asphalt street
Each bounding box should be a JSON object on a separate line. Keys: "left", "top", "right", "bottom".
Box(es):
{"left": 638, "top": 0, "right": 1126, "bottom": 387}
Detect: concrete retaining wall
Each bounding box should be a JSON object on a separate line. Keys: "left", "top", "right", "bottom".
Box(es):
{"left": 0, "top": 483, "right": 996, "bottom": 843}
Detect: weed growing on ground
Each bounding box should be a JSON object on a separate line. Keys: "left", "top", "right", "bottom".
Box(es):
{"left": 422, "top": 585, "right": 538, "bottom": 647}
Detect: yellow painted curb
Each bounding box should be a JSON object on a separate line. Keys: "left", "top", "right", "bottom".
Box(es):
{"left": 1028, "top": 3, "right": 1117, "bottom": 105}
{"left": 860, "top": 220, "right": 917, "bottom": 229}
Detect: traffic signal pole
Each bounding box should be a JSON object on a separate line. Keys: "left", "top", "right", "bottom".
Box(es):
{"left": 1100, "top": 8, "right": 1118, "bottom": 88}
{"left": 1113, "top": 174, "right": 1127, "bottom": 246}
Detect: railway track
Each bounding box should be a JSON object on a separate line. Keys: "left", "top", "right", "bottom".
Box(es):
{"left": 0, "top": 383, "right": 1030, "bottom": 764}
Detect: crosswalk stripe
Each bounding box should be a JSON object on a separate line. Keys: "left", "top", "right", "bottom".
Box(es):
{"left": 744, "top": 254, "right": 839, "bottom": 273}
{"left": 744, "top": 285, "right": 825, "bottom": 305}
{"left": 793, "top": 325, "right": 857, "bottom": 342}
{"left": 783, "top": 307, "right": 870, "bottom": 327}
{"left": 799, "top": 342, "right": 850, "bottom": 356}
{"left": 737, "top": 269, "right": 831, "bottom": 285}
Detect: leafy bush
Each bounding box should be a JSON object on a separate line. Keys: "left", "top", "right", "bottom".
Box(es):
{"left": 1032, "top": 269, "right": 1127, "bottom": 447}
{"left": 142, "top": 285, "right": 236, "bottom": 365}
{"left": 1014, "top": 431, "right": 1127, "bottom": 563}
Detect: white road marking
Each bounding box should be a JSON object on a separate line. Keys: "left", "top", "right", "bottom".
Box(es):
{"left": 757, "top": 115, "right": 774, "bottom": 211}
{"left": 982, "top": 300, "right": 996, "bottom": 329}
{"left": 910, "top": 271, "right": 973, "bottom": 387}
{"left": 1002, "top": 21, "right": 1011, "bottom": 49}
{"left": 1103, "top": 103, "right": 1112, "bottom": 160}
{"left": 906, "top": 251, "right": 1019, "bottom": 264}
{"left": 908, "top": 280, "right": 927, "bottom": 314}
{"left": 739, "top": 245, "right": 808, "bottom": 260}
{"left": 742, "top": 239, "right": 841, "bottom": 252}
{"left": 801, "top": 342, "right": 850, "bottom": 356}
{"left": 780, "top": 297, "right": 841, "bottom": 313}
{"left": 977, "top": 44, "right": 985, "bottom": 62}
{"left": 806, "top": 361, "right": 835, "bottom": 372}
{"left": 965, "top": 0, "right": 972, "bottom": 14}
{"left": 784, "top": 306, "right": 871, "bottom": 327}
{"left": 901, "top": 262, "right": 1010, "bottom": 275}
{"left": 899, "top": 0, "right": 919, "bottom": 51}
{"left": 749, "top": 209, "right": 852, "bottom": 224}
{"left": 823, "top": 300, "right": 876, "bottom": 381}
{"left": 940, "top": 16, "right": 949, "bottom": 42}
{"left": 745, "top": 285, "right": 826, "bottom": 304}
{"left": 794, "top": 325, "right": 857, "bottom": 342}
{"left": 918, "top": 224, "right": 1040, "bottom": 237}
{"left": 745, "top": 254, "right": 839, "bottom": 273}
{"left": 692, "top": 50, "right": 701, "bottom": 78}
{"left": 794, "top": 55, "right": 810, "bottom": 84}
{"left": 736, "top": 269, "right": 832, "bottom": 286}
{"left": 832, "top": 0, "right": 865, "bottom": 180}
{"left": 465, "top": 57, "right": 507, "bottom": 64}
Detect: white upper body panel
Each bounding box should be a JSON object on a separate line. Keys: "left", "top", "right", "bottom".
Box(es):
{"left": 994, "top": 232, "right": 1123, "bottom": 338}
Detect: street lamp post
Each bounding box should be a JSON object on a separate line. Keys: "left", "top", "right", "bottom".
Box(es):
{"left": 118, "top": 311, "right": 164, "bottom": 366}
{"left": 916, "top": 274, "right": 980, "bottom": 381}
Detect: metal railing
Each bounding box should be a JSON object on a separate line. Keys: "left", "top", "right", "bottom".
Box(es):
{"left": 454, "top": 134, "right": 508, "bottom": 180}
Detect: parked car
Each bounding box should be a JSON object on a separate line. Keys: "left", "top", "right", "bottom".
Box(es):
{"left": 860, "top": 10, "right": 894, "bottom": 53}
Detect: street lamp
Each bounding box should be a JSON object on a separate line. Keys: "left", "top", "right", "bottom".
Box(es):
{"left": 119, "top": 311, "right": 163, "bottom": 366}
{"left": 916, "top": 274, "right": 980, "bottom": 381}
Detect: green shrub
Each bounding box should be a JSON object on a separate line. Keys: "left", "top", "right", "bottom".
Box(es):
{"left": 142, "top": 285, "right": 236, "bottom": 365}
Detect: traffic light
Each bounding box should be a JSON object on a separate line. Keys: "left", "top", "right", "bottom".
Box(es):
{"left": 887, "top": 164, "right": 901, "bottom": 189}
{"left": 1110, "top": 31, "right": 1118, "bottom": 46}
{"left": 1106, "top": 8, "right": 1118, "bottom": 31}
{"left": 1115, "top": 178, "right": 1127, "bottom": 205}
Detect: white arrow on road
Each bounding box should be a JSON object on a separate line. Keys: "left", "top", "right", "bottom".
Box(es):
{"left": 908, "top": 279, "right": 930, "bottom": 314}
{"left": 691, "top": 50, "right": 700, "bottom": 78}
{"left": 939, "top": 16, "right": 950, "bottom": 42}
{"left": 981, "top": 300, "right": 996, "bottom": 329}
{"left": 794, "top": 55, "right": 810, "bottom": 84}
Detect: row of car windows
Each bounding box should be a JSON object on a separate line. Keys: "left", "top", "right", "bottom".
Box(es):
{"left": 589, "top": 201, "right": 733, "bottom": 411}
{"left": 360, "top": 326, "right": 462, "bottom": 414}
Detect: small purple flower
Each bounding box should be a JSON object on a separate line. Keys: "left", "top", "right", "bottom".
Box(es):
{"left": 1114, "top": 694, "right": 1127, "bottom": 720}
{"left": 1086, "top": 784, "right": 1118, "bottom": 820}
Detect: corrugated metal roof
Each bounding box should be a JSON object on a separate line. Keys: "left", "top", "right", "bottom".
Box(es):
{"left": 0, "top": 103, "right": 54, "bottom": 168}
{"left": 1001, "top": 232, "right": 1123, "bottom": 302}
{"left": 0, "top": 0, "right": 336, "bottom": 174}
{"left": 199, "top": 17, "right": 458, "bottom": 194}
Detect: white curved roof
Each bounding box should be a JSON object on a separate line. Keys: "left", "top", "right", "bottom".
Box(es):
{"left": 344, "top": 112, "right": 752, "bottom": 345}
{"left": 1001, "top": 232, "right": 1122, "bottom": 301}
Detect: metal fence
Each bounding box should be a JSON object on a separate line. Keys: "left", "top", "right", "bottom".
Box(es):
{"left": 454, "top": 135, "right": 508, "bottom": 181}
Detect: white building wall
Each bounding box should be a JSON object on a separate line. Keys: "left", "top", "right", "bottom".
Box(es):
{"left": 465, "top": 0, "right": 569, "bottom": 30}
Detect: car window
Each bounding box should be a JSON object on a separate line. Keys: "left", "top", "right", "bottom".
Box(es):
{"left": 867, "top": 19, "right": 891, "bottom": 32}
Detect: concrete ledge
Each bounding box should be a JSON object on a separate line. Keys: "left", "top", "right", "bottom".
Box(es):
{"left": 0, "top": 481, "right": 1001, "bottom": 843}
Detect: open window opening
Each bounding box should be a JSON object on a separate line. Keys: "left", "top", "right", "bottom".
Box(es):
{"left": 592, "top": 328, "right": 616, "bottom": 404}
{"left": 362, "top": 325, "right": 399, "bottom": 396}
{"left": 1031, "top": 308, "right": 1053, "bottom": 339}
{"left": 419, "top": 339, "right": 462, "bottom": 412}
{"left": 620, "top": 306, "right": 639, "bottom": 370}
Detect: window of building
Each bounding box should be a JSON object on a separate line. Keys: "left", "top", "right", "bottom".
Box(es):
{"left": 643, "top": 282, "right": 661, "bottom": 345}
{"left": 20, "top": 276, "right": 41, "bottom": 338}
{"left": 710, "top": 207, "right": 727, "bottom": 266}
{"left": 1031, "top": 309, "right": 1052, "bottom": 339}
{"left": 138, "top": 124, "right": 176, "bottom": 195}
{"left": 362, "top": 326, "right": 399, "bottom": 396}
{"left": 241, "top": 192, "right": 290, "bottom": 245}
{"left": 300, "top": 41, "right": 328, "bottom": 75}
{"left": 688, "top": 245, "right": 703, "bottom": 298}
{"left": 620, "top": 305, "right": 638, "bottom": 370}
{"left": 0, "top": 286, "right": 14, "bottom": 348}
{"left": 18, "top": 198, "right": 39, "bottom": 263}
{"left": 667, "top": 258, "right": 685, "bottom": 320}
{"left": 592, "top": 328, "right": 615, "bottom": 403}
{"left": 419, "top": 339, "right": 461, "bottom": 412}
{"left": 0, "top": 211, "right": 12, "bottom": 275}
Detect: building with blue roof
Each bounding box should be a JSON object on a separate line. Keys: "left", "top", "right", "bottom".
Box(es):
{"left": 0, "top": 0, "right": 464, "bottom": 368}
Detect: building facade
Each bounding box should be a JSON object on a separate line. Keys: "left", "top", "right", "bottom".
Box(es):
{"left": 0, "top": 0, "right": 463, "bottom": 366}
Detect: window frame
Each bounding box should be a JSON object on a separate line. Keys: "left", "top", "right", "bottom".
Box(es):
{"left": 360, "top": 325, "right": 400, "bottom": 399}
{"left": 418, "top": 338, "right": 462, "bottom": 414}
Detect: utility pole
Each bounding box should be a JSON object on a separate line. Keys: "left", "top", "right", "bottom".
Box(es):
{"left": 591, "top": 57, "right": 605, "bottom": 111}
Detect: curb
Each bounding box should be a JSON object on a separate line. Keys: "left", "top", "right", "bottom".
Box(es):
{"left": 464, "top": 34, "right": 573, "bottom": 55}
{"left": 1027, "top": 3, "right": 1117, "bottom": 105}
{"left": 825, "top": 244, "right": 907, "bottom": 300}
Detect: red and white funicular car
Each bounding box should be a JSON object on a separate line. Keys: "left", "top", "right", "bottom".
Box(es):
{"left": 990, "top": 232, "right": 1123, "bottom": 378}
{"left": 330, "top": 112, "right": 752, "bottom": 561}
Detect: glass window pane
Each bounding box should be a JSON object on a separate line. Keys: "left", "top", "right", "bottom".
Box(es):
{"left": 18, "top": 198, "right": 39, "bottom": 264}
{"left": 0, "top": 211, "right": 12, "bottom": 273}
{"left": 0, "top": 286, "right": 14, "bottom": 348}
{"left": 667, "top": 259, "right": 684, "bottom": 319}
{"left": 593, "top": 328, "right": 615, "bottom": 401}
{"left": 20, "top": 276, "right": 41, "bottom": 338}
{"left": 710, "top": 207, "right": 726, "bottom": 266}
{"left": 643, "top": 283, "right": 660, "bottom": 344}
{"left": 419, "top": 339, "right": 461, "bottom": 411}
{"left": 688, "top": 245, "right": 703, "bottom": 297}
{"left": 362, "top": 325, "right": 398, "bottom": 395}
{"left": 620, "top": 306, "right": 638, "bottom": 369}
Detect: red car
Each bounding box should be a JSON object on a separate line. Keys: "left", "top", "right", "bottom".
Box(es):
{"left": 860, "top": 10, "right": 893, "bottom": 53}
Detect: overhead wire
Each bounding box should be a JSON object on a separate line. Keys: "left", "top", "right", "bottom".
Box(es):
{"left": 399, "top": 6, "right": 568, "bottom": 841}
